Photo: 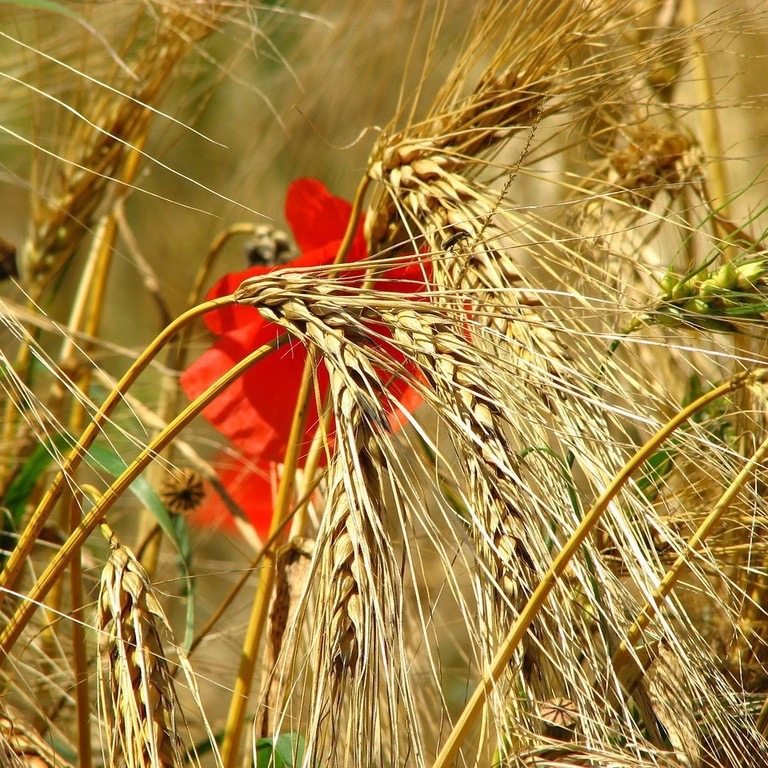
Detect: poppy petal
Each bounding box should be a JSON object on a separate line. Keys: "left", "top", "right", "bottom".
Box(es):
{"left": 181, "top": 321, "right": 330, "bottom": 463}
{"left": 191, "top": 454, "right": 276, "bottom": 539}
{"left": 285, "top": 178, "right": 354, "bottom": 253}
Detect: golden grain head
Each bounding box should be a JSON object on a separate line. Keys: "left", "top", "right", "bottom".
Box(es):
{"left": 98, "top": 526, "right": 186, "bottom": 768}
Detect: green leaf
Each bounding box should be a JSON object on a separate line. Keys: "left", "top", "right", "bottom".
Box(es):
{"left": 255, "top": 733, "right": 306, "bottom": 768}
{"left": 3, "top": 434, "right": 73, "bottom": 529}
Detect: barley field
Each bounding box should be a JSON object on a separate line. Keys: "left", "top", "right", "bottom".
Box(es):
{"left": 2, "top": 1, "right": 768, "bottom": 766}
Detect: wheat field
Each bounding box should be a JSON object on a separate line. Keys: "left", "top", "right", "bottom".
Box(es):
{"left": 2, "top": 1, "right": 768, "bottom": 766}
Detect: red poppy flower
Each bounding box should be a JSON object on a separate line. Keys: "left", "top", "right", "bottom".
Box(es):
{"left": 181, "top": 178, "right": 424, "bottom": 531}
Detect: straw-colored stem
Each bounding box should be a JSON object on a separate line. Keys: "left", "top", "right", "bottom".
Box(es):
{"left": 0, "top": 297, "right": 236, "bottom": 611}
{"left": 76, "top": 217, "right": 118, "bottom": 415}
{"left": 432, "top": 368, "right": 762, "bottom": 768}
{"left": 55, "top": 218, "right": 114, "bottom": 375}
{"left": 683, "top": 0, "right": 729, "bottom": 220}
{"left": 220, "top": 353, "right": 315, "bottom": 768}
{"left": 48, "top": 214, "right": 119, "bottom": 627}
{"left": 333, "top": 176, "right": 370, "bottom": 269}
{"left": 0, "top": 333, "right": 287, "bottom": 666}
{"left": 69, "top": 491, "right": 93, "bottom": 768}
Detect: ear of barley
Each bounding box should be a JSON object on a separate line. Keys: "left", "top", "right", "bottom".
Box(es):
{"left": 22, "top": 2, "right": 231, "bottom": 295}
{"left": 98, "top": 524, "right": 187, "bottom": 768}
{"left": 384, "top": 303, "right": 605, "bottom": 751}
{"left": 386, "top": 307, "right": 537, "bottom": 611}
{"left": 362, "top": 0, "right": 621, "bottom": 257}
{"left": 236, "top": 273, "right": 422, "bottom": 766}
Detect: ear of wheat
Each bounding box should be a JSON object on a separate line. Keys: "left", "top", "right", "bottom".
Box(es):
{"left": 98, "top": 524, "right": 187, "bottom": 768}
{"left": 98, "top": 524, "right": 222, "bottom": 768}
